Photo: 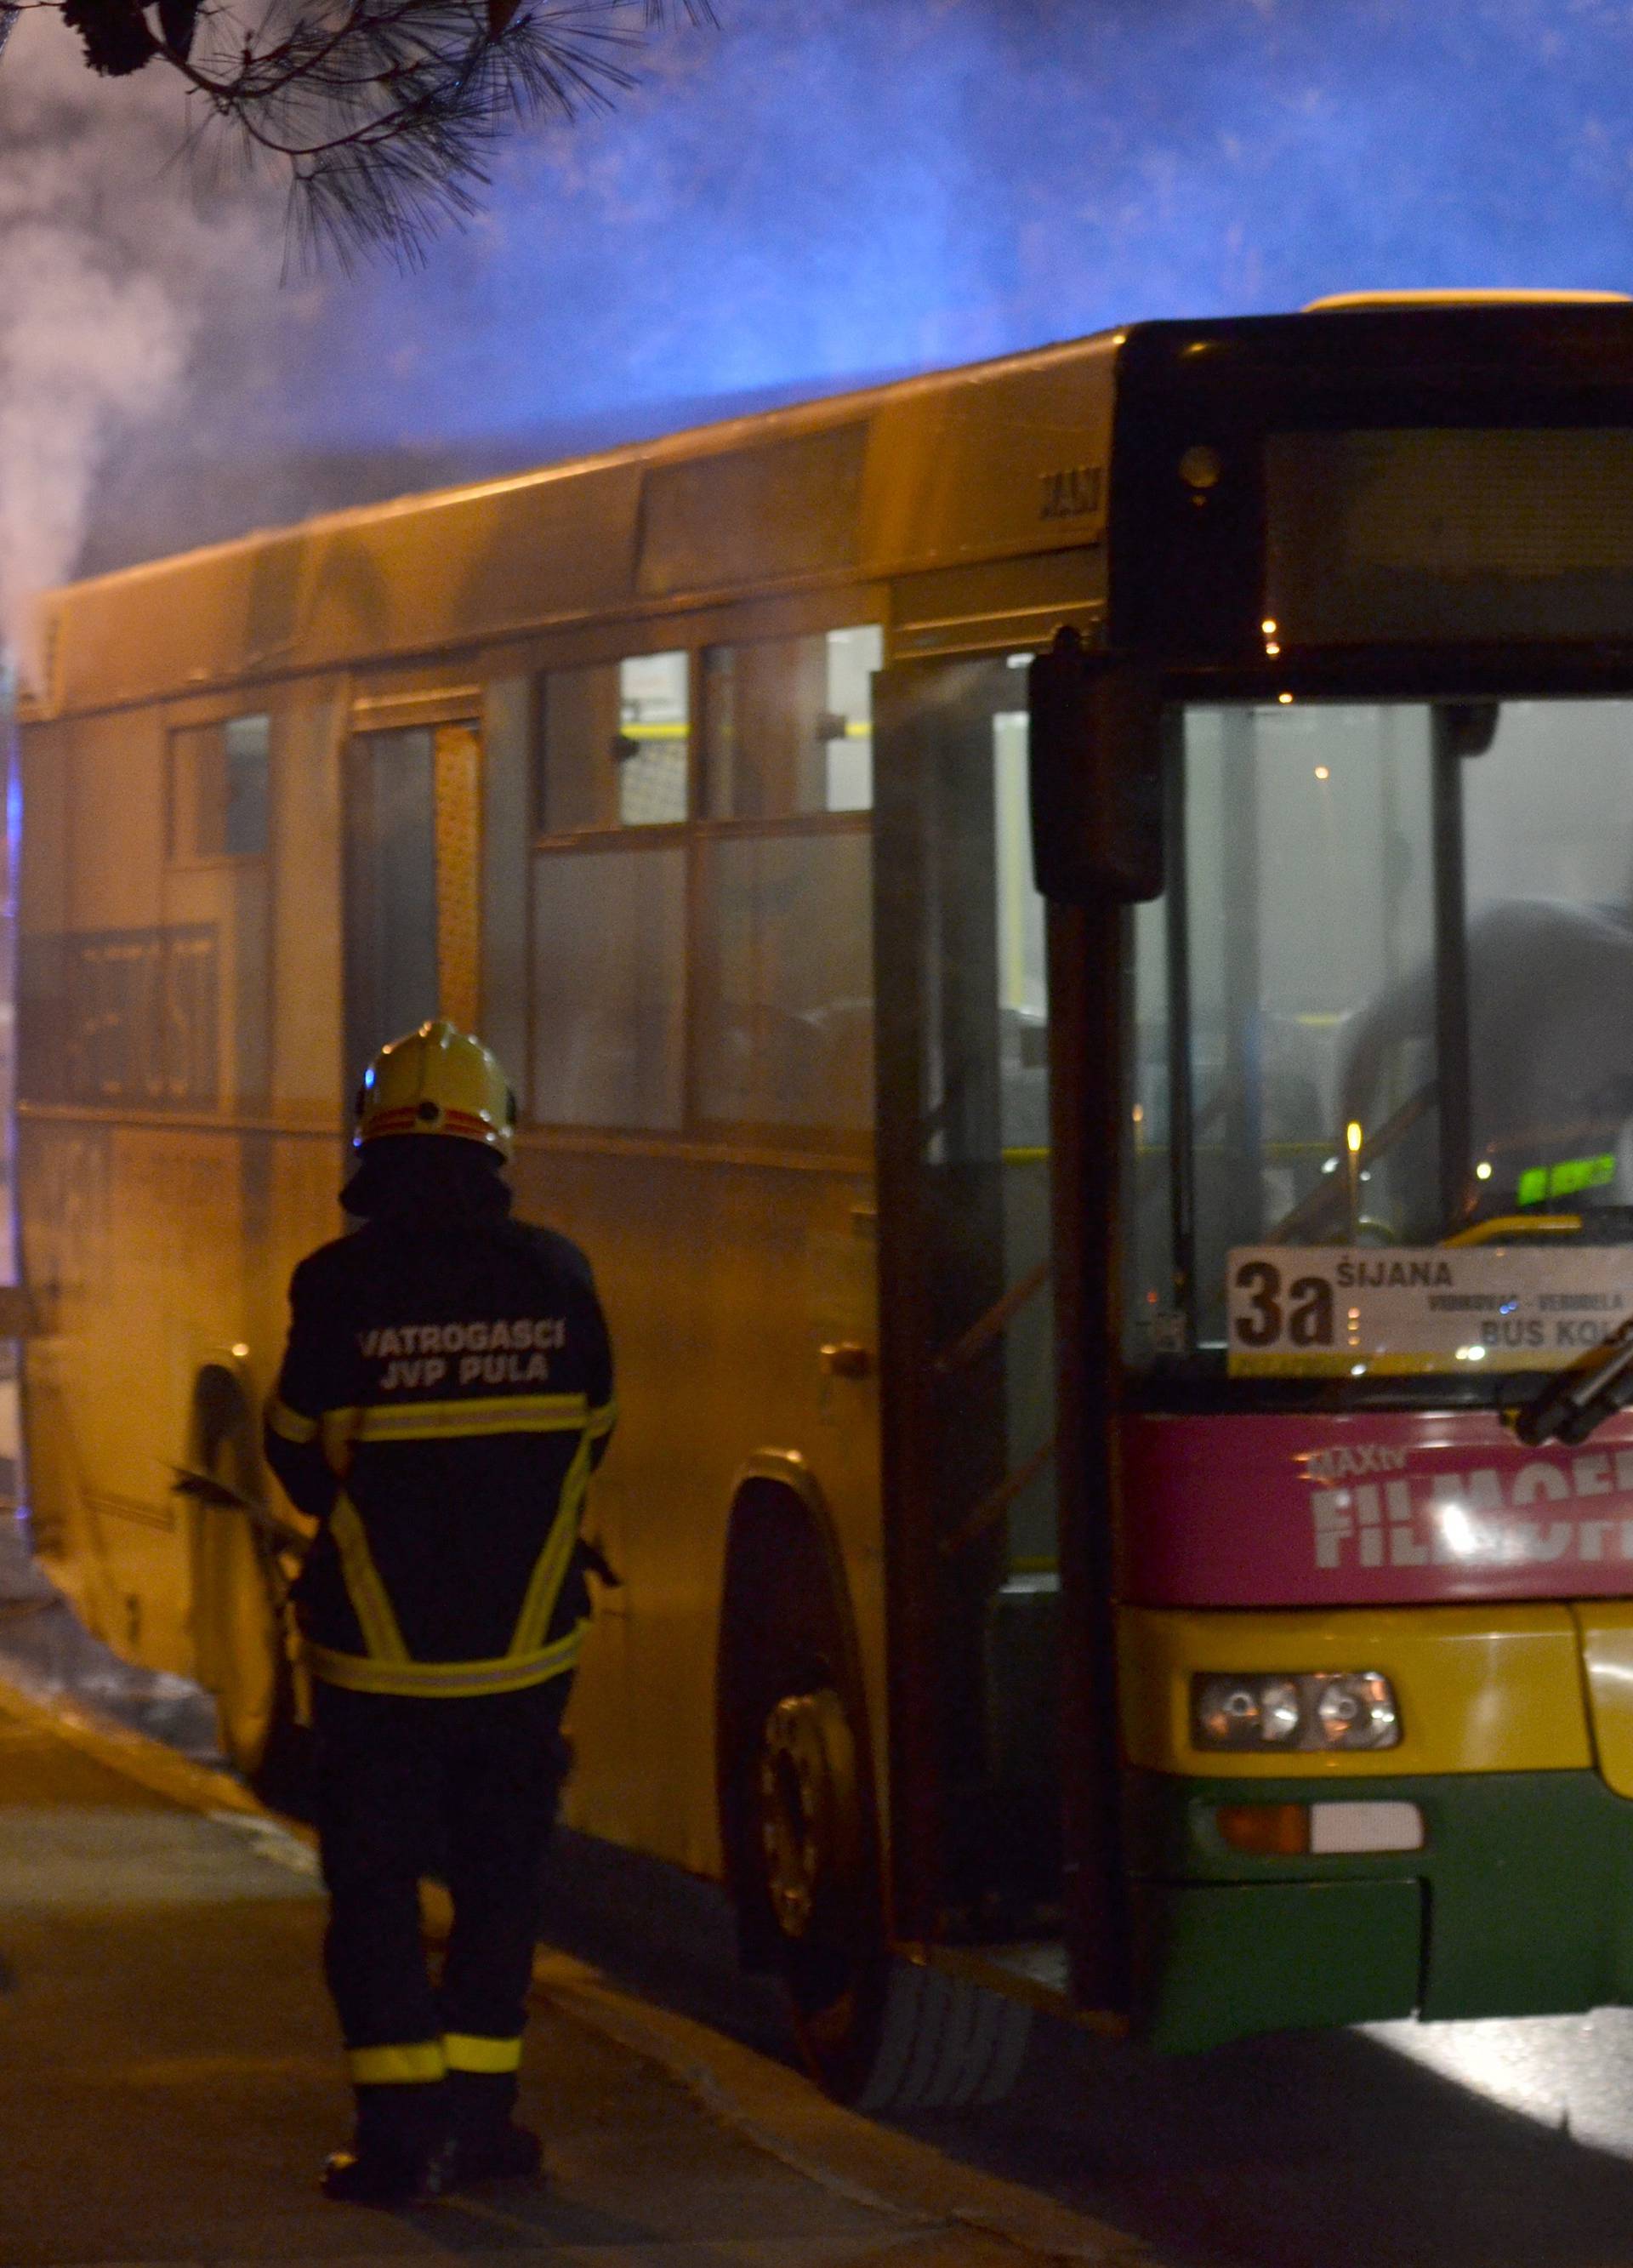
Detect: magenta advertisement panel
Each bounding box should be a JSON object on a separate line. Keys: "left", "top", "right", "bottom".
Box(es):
{"left": 1122, "top": 1409, "right": 1633, "bottom": 1607}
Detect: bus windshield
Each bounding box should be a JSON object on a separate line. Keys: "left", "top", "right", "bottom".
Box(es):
{"left": 1126, "top": 696, "right": 1633, "bottom": 1379}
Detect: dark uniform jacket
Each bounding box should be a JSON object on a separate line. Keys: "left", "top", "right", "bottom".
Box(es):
{"left": 265, "top": 1180, "right": 614, "bottom": 1701}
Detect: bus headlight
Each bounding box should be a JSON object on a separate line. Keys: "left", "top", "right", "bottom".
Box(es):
{"left": 1314, "top": 1673, "right": 1399, "bottom": 1749}
{"left": 1192, "top": 1671, "right": 1401, "bottom": 1752}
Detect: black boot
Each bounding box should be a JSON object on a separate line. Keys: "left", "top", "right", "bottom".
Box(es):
{"left": 322, "top": 2080, "right": 449, "bottom": 2207}
{"left": 441, "top": 2068, "right": 543, "bottom": 2189}
{"left": 442, "top": 2122, "right": 543, "bottom": 2186}
{"left": 321, "top": 2142, "right": 447, "bottom": 2207}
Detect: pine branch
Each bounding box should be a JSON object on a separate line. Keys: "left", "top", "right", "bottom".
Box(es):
{"left": 13, "top": 0, "right": 714, "bottom": 264}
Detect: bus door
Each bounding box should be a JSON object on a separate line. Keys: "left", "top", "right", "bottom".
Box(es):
{"left": 343, "top": 711, "right": 482, "bottom": 1071}
{"left": 873, "top": 654, "right": 1061, "bottom": 1946}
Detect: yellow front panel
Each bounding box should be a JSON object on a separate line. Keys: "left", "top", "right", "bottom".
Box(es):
{"left": 1120, "top": 1604, "right": 1590, "bottom": 1776}
{"left": 1574, "top": 1605, "right": 1633, "bottom": 1798}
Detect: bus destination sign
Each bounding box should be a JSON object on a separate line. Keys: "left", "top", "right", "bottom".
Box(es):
{"left": 1227, "top": 1245, "right": 1633, "bottom": 1376}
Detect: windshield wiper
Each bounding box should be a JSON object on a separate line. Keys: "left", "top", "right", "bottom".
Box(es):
{"left": 1513, "top": 1327, "right": 1633, "bottom": 1448}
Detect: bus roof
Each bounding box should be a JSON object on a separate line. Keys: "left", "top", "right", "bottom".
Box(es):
{"left": 30, "top": 328, "right": 1124, "bottom": 718}
{"left": 38, "top": 298, "right": 1633, "bottom": 718}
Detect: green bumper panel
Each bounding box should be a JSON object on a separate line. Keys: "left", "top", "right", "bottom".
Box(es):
{"left": 1127, "top": 1769, "right": 1633, "bottom": 2054}
{"left": 1138, "top": 1878, "right": 1420, "bottom": 2052}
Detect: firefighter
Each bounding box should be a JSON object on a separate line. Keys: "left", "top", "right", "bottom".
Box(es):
{"left": 264, "top": 1020, "right": 614, "bottom": 2207}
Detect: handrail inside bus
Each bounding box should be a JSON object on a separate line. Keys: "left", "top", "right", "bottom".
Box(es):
{"left": 1444, "top": 1213, "right": 1582, "bottom": 1247}
{"left": 933, "top": 1259, "right": 1050, "bottom": 1378}
{"left": 940, "top": 1437, "right": 1055, "bottom": 1559}
{"left": 1265, "top": 1081, "right": 1439, "bottom": 1245}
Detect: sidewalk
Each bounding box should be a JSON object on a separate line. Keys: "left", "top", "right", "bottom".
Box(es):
{"left": 0, "top": 1390, "right": 224, "bottom": 1762}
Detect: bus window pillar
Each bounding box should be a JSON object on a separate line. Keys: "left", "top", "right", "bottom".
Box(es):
{"left": 1163, "top": 726, "right": 1197, "bottom": 1343}
{"left": 1219, "top": 709, "right": 1265, "bottom": 1263}
{"left": 1431, "top": 704, "right": 1496, "bottom": 1233}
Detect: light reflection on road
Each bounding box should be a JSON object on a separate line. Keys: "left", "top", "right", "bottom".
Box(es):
{"left": 1368, "top": 2009, "right": 1633, "bottom": 2155}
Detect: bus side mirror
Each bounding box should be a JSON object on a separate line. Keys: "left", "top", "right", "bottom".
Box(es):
{"left": 1027, "top": 630, "right": 1165, "bottom": 903}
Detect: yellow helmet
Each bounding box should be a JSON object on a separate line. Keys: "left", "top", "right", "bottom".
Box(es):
{"left": 354, "top": 1020, "right": 516, "bottom": 1159}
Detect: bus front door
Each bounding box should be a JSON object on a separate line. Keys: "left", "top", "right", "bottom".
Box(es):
{"left": 873, "top": 655, "right": 1064, "bottom": 1952}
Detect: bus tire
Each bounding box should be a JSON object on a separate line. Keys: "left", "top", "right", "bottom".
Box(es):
{"left": 185, "top": 1363, "right": 309, "bottom": 1809}
{"left": 851, "top": 1961, "right": 1033, "bottom": 2112}
{"left": 720, "top": 1480, "right": 1029, "bottom": 2111}
{"left": 745, "top": 1676, "right": 1030, "bottom": 2110}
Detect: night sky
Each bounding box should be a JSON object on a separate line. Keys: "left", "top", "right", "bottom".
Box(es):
{"left": 37, "top": 0, "right": 1633, "bottom": 572}
{"left": 274, "top": 0, "right": 1633, "bottom": 448}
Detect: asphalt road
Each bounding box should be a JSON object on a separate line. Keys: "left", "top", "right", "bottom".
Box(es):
{"left": 900, "top": 2001, "right": 1633, "bottom": 2268}
{"left": 538, "top": 1815, "right": 1633, "bottom": 2268}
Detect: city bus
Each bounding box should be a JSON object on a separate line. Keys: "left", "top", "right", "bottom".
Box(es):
{"left": 20, "top": 292, "right": 1633, "bottom": 2109}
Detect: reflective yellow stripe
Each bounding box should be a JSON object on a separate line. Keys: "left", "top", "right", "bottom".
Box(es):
{"left": 443, "top": 2032, "right": 523, "bottom": 2073}
{"left": 329, "top": 1493, "right": 409, "bottom": 1662}
{"left": 586, "top": 1397, "right": 616, "bottom": 1439}
{"left": 265, "top": 1395, "right": 317, "bottom": 1445}
{"left": 509, "top": 1433, "right": 592, "bottom": 1658}
{"left": 303, "top": 1623, "right": 586, "bottom": 1698}
{"left": 321, "top": 1408, "right": 359, "bottom": 1476}
{"left": 347, "top": 2042, "right": 446, "bottom": 2084}
{"left": 350, "top": 1393, "right": 589, "bottom": 1444}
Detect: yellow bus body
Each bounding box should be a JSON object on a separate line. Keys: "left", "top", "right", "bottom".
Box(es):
{"left": 15, "top": 334, "right": 1114, "bottom": 1886}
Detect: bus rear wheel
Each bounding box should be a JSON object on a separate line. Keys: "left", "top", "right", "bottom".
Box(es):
{"left": 748, "top": 1679, "right": 1031, "bottom": 2111}
{"left": 184, "top": 1363, "right": 310, "bottom": 1811}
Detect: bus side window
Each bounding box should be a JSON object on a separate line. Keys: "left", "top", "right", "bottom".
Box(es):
{"left": 702, "top": 626, "right": 880, "bottom": 818}
{"left": 528, "top": 632, "right": 877, "bottom": 1142}
{"left": 165, "top": 709, "right": 272, "bottom": 1109}
{"left": 535, "top": 653, "right": 689, "bottom": 835}
{"left": 693, "top": 625, "right": 879, "bottom": 1136}
{"left": 532, "top": 842, "right": 686, "bottom": 1131}
{"left": 531, "top": 651, "right": 690, "bottom": 1131}
{"left": 695, "top": 829, "right": 873, "bottom": 1135}
{"left": 168, "top": 715, "right": 270, "bottom": 863}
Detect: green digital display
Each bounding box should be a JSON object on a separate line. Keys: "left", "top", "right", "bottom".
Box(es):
{"left": 1516, "top": 1154, "right": 1617, "bottom": 1207}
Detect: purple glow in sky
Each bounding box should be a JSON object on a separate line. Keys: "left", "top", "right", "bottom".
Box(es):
{"left": 264, "top": 0, "right": 1633, "bottom": 456}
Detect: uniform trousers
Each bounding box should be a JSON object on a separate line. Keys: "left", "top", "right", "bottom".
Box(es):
{"left": 312, "top": 1677, "right": 572, "bottom": 2151}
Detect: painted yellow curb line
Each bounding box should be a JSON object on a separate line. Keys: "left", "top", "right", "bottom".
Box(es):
{"left": 0, "top": 1665, "right": 1150, "bottom": 2266}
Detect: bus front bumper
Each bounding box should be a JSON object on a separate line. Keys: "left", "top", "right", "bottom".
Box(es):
{"left": 1128, "top": 1767, "right": 1633, "bottom": 2053}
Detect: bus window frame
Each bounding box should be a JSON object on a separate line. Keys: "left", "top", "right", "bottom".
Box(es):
{"left": 529, "top": 647, "right": 696, "bottom": 842}
{"left": 526, "top": 637, "right": 879, "bottom": 1161}
{"left": 164, "top": 704, "right": 275, "bottom": 873}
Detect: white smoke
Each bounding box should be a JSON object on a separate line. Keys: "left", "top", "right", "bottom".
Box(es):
{"left": 0, "top": 11, "right": 280, "bottom": 684}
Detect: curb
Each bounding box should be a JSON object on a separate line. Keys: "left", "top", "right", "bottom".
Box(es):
{"left": 530, "top": 1948, "right": 1148, "bottom": 2265}
{"left": 0, "top": 1663, "right": 266, "bottom": 1821}
{"left": 0, "top": 1664, "right": 1150, "bottom": 2266}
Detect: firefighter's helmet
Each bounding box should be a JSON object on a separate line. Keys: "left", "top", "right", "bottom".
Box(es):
{"left": 354, "top": 1020, "right": 516, "bottom": 1158}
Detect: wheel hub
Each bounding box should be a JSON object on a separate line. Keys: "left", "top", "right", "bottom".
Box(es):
{"left": 756, "top": 1688, "right": 859, "bottom": 1941}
